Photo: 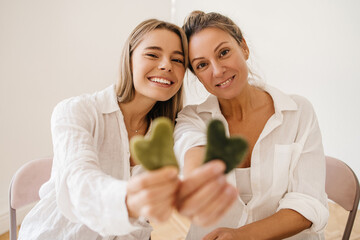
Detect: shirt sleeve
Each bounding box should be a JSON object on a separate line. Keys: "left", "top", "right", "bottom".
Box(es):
{"left": 50, "top": 97, "right": 143, "bottom": 236}
{"left": 173, "top": 105, "right": 208, "bottom": 171}
{"left": 277, "top": 96, "right": 329, "bottom": 233}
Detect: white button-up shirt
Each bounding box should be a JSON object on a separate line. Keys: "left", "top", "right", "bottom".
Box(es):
{"left": 18, "top": 85, "right": 152, "bottom": 240}
{"left": 174, "top": 85, "right": 329, "bottom": 240}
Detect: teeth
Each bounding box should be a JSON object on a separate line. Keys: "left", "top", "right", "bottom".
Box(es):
{"left": 149, "top": 78, "right": 171, "bottom": 85}
{"left": 219, "top": 76, "right": 233, "bottom": 86}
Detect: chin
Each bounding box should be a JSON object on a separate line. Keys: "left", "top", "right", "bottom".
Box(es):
{"left": 154, "top": 91, "right": 178, "bottom": 102}
{"left": 148, "top": 94, "right": 173, "bottom": 102}
{"left": 155, "top": 97, "right": 172, "bottom": 102}
{"left": 218, "top": 87, "right": 244, "bottom": 99}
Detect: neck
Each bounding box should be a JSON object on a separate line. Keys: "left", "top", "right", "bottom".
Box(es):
{"left": 119, "top": 93, "right": 156, "bottom": 133}
{"left": 218, "top": 84, "right": 262, "bottom": 121}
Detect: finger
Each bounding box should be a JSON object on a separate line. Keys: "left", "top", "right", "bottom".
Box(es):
{"left": 141, "top": 197, "right": 175, "bottom": 223}
{"left": 134, "top": 178, "right": 179, "bottom": 205}
{"left": 128, "top": 187, "right": 176, "bottom": 221}
{"left": 127, "top": 177, "right": 178, "bottom": 207}
{"left": 204, "top": 188, "right": 237, "bottom": 226}
{"left": 178, "top": 160, "right": 225, "bottom": 200}
{"left": 178, "top": 175, "right": 227, "bottom": 217}
{"left": 202, "top": 228, "right": 221, "bottom": 240}
{"left": 127, "top": 166, "right": 178, "bottom": 193}
{"left": 194, "top": 185, "right": 237, "bottom": 227}
{"left": 196, "top": 186, "right": 237, "bottom": 226}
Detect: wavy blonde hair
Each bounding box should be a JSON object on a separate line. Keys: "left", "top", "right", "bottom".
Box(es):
{"left": 116, "top": 19, "right": 188, "bottom": 123}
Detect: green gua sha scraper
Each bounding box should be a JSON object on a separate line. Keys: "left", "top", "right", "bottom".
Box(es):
{"left": 130, "top": 117, "right": 178, "bottom": 170}
{"left": 204, "top": 119, "right": 248, "bottom": 174}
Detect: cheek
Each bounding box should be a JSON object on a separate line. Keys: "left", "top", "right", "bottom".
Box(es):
{"left": 175, "top": 66, "right": 186, "bottom": 81}
{"left": 235, "top": 56, "right": 249, "bottom": 72}
{"left": 131, "top": 63, "right": 146, "bottom": 81}
{"left": 196, "top": 71, "right": 211, "bottom": 86}
{"left": 240, "top": 63, "right": 249, "bottom": 77}
{"left": 131, "top": 54, "right": 147, "bottom": 77}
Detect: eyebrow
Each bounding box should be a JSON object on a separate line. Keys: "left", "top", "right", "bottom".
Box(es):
{"left": 191, "top": 41, "right": 228, "bottom": 65}
{"left": 144, "top": 46, "right": 183, "bottom": 56}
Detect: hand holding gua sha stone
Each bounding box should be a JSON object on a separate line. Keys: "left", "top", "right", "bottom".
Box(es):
{"left": 130, "top": 117, "right": 179, "bottom": 170}
{"left": 204, "top": 119, "right": 248, "bottom": 174}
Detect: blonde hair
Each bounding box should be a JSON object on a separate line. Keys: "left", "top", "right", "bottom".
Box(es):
{"left": 116, "top": 19, "right": 188, "bottom": 123}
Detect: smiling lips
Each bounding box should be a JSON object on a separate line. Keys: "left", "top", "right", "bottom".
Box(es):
{"left": 216, "top": 75, "right": 235, "bottom": 87}
{"left": 148, "top": 77, "right": 173, "bottom": 85}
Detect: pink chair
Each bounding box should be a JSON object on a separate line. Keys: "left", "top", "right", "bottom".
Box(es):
{"left": 9, "top": 158, "right": 52, "bottom": 240}
{"left": 325, "top": 156, "right": 360, "bottom": 240}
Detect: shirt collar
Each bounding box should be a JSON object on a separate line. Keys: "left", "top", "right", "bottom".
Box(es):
{"left": 95, "top": 84, "right": 120, "bottom": 114}
{"left": 95, "top": 85, "right": 154, "bottom": 136}
{"left": 264, "top": 84, "right": 298, "bottom": 113}
{"left": 196, "top": 84, "right": 298, "bottom": 117}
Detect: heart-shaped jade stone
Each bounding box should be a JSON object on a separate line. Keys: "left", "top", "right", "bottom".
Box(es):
{"left": 130, "top": 117, "right": 178, "bottom": 170}
{"left": 204, "top": 119, "right": 248, "bottom": 173}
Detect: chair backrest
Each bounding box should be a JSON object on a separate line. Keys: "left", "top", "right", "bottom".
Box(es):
{"left": 325, "top": 156, "right": 360, "bottom": 240}
{"left": 9, "top": 158, "right": 53, "bottom": 240}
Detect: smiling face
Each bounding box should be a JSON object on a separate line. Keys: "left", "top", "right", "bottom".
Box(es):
{"left": 189, "top": 27, "right": 249, "bottom": 100}
{"left": 131, "top": 29, "right": 186, "bottom": 102}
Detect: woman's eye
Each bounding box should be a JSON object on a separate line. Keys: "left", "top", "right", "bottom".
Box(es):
{"left": 196, "top": 62, "right": 207, "bottom": 69}
{"left": 219, "top": 49, "right": 229, "bottom": 57}
{"left": 172, "top": 58, "right": 184, "bottom": 64}
{"left": 146, "top": 53, "right": 158, "bottom": 58}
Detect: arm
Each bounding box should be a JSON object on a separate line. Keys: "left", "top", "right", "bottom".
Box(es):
{"left": 126, "top": 166, "right": 179, "bottom": 223}
{"left": 277, "top": 97, "right": 328, "bottom": 233}
{"left": 240, "top": 209, "right": 311, "bottom": 239}
{"left": 52, "top": 98, "right": 166, "bottom": 236}
{"left": 177, "top": 147, "right": 238, "bottom": 227}
{"left": 173, "top": 107, "right": 238, "bottom": 226}
{"left": 183, "top": 146, "right": 206, "bottom": 177}
{"left": 204, "top": 97, "right": 328, "bottom": 239}
{"left": 203, "top": 209, "right": 311, "bottom": 240}
{"left": 186, "top": 147, "right": 310, "bottom": 240}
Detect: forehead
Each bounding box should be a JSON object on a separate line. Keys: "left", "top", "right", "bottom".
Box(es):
{"left": 136, "top": 29, "right": 183, "bottom": 52}
{"left": 189, "top": 27, "right": 235, "bottom": 58}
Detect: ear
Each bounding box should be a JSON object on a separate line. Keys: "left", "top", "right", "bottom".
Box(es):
{"left": 240, "top": 38, "right": 249, "bottom": 60}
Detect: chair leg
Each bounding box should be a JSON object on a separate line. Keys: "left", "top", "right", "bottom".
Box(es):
{"left": 9, "top": 207, "right": 17, "bottom": 240}
{"left": 342, "top": 209, "right": 357, "bottom": 240}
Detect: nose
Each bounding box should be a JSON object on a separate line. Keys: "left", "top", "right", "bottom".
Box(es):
{"left": 158, "top": 58, "right": 172, "bottom": 72}
{"left": 212, "top": 61, "right": 225, "bottom": 78}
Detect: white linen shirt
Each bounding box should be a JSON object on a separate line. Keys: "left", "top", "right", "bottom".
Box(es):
{"left": 18, "top": 85, "right": 152, "bottom": 240}
{"left": 174, "top": 85, "right": 329, "bottom": 240}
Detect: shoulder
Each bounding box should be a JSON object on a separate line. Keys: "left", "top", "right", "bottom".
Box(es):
{"left": 51, "top": 92, "right": 100, "bottom": 124}
{"left": 54, "top": 94, "right": 96, "bottom": 114}
{"left": 175, "top": 104, "right": 205, "bottom": 131}
{"left": 265, "top": 85, "right": 315, "bottom": 115}
{"left": 178, "top": 94, "right": 219, "bottom": 118}
{"left": 177, "top": 104, "right": 199, "bottom": 118}
{"left": 289, "top": 94, "right": 316, "bottom": 116}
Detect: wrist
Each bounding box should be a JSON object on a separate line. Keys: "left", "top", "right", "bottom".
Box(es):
{"left": 125, "top": 195, "right": 139, "bottom": 219}
{"left": 234, "top": 224, "right": 258, "bottom": 240}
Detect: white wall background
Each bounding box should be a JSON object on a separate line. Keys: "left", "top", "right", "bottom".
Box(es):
{"left": 0, "top": 0, "right": 359, "bottom": 234}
